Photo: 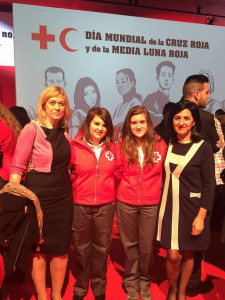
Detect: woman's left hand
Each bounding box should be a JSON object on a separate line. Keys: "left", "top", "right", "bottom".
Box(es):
{"left": 191, "top": 216, "right": 204, "bottom": 236}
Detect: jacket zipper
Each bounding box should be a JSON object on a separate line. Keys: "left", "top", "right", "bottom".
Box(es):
{"left": 13, "top": 214, "right": 30, "bottom": 272}
{"left": 138, "top": 165, "right": 143, "bottom": 205}
{"left": 95, "top": 162, "right": 99, "bottom": 204}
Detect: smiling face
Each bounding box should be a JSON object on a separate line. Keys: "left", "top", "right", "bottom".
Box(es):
{"left": 44, "top": 94, "right": 66, "bottom": 127}
{"left": 130, "top": 113, "right": 148, "bottom": 144}
{"left": 173, "top": 108, "right": 195, "bottom": 142}
{"left": 89, "top": 115, "right": 107, "bottom": 145}
{"left": 158, "top": 66, "right": 174, "bottom": 90}
{"left": 116, "top": 72, "right": 134, "bottom": 96}
{"left": 83, "top": 85, "right": 97, "bottom": 107}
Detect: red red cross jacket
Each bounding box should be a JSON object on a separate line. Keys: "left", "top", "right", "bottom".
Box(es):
{"left": 71, "top": 132, "right": 116, "bottom": 205}
{"left": 115, "top": 135, "right": 167, "bottom": 206}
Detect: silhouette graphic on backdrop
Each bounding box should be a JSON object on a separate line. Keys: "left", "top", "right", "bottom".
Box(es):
{"left": 70, "top": 77, "right": 101, "bottom": 138}
{"left": 113, "top": 68, "right": 142, "bottom": 139}
{"left": 45, "top": 66, "right": 66, "bottom": 89}
{"left": 143, "top": 61, "right": 176, "bottom": 125}
{"left": 199, "top": 69, "right": 221, "bottom": 115}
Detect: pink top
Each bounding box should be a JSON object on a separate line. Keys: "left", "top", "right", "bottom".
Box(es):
{"left": 10, "top": 121, "right": 72, "bottom": 176}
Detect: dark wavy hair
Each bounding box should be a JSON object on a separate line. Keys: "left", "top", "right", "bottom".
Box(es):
{"left": 168, "top": 100, "right": 202, "bottom": 144}
{"left": 81, "top": 107, "right": 113, "bottom": 147}
{"left": 74, "top": 77, "right": 101, "bottom": 113}
{"left": 122, "top": 106, "right": 156, "bottom": 166}
{"left": 116, "top": 68, "right": 142, "bottom": 102}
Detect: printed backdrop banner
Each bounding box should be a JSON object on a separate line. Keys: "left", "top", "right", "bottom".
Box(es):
{"left": 13, "top": 4, "right": 225, "bottom": 136}
{"left": 0, "top": 12, "right": 14, "bottom": 66}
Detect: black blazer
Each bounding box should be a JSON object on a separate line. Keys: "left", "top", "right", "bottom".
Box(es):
{"left": 199, "top": 109, "right": 219, "bottom": 153}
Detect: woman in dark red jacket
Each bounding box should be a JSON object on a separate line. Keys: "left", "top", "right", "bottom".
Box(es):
{"left": 71, "top": 107, "right": 116, "bottom": 300}
{"left": 115, "top": 106, "right": 167, "bottom": 300}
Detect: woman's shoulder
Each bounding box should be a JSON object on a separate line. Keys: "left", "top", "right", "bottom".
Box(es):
{"left": 199, "top": 139, "right": 214, "bottom": 152}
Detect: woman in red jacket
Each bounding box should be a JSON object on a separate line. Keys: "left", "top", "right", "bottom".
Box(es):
{"left": 71, "top": 107, "right": 116, "bottom": 300}
{"left": 115, "top": 106, "right": 167, "bottom": 300}
{"left": 0, "top": 103, "right": 21, "bottom": 189}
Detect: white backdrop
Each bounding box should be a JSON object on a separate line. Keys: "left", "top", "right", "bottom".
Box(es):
{"left": 13, "top": 4, "right": 225, "bottom": 132}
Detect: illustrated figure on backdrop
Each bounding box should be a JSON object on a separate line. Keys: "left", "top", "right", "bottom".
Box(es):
{"left": 45, "top": 66, "right": 66, "bottom": 89}
{"left": 143, "top": 61, "right": 176, "bottom": 126}
{"left": 113, "top": 68, "right": 142, "bottom": 135}
{"left": 115, "top": 106, "right": 167, "bottom": 300}
{"left": 71, "top": 107, "right": 116, "bottom": 300}
{"left": 157, "top": 100, "right": 215, "bottom": 300}
{"left": 28, "top": 67, "right": 67, "bottom": 120}
{"left": 221, "top": 100, "right": 225, "bottom": 111}
{"left": 10, "top": 106, "right": 31, "bottom": 128}
{"left": 70, "top": 77, "right": 101, "bottom": 138}
{"left": 199, "top": 69, "right": 221, "bottom": 114}
{"left": 0, "top": 103, "right": 21, "bottom": 189}
{"left": 9, "top": 86, "right": 73, "bottom": 300}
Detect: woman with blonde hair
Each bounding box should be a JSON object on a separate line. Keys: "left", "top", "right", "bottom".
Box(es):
{"left": 9, "top": 86, "right": 73, "bottom": 300}
{"left": 115, "top": 106, "right": 167, "bottom": 300}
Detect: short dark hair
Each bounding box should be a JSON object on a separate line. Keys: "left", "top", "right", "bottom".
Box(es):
{"left": 81, "top": 107, "right": 113, "bottom": 147}
{"left": 215, "top": 109, "right": 225, "bottom": 116}
{"left": 182, "top": 74, "right": 209, "bottom": 99}
{"left": 168, "top": 100, "right": 202, "bottom": 144}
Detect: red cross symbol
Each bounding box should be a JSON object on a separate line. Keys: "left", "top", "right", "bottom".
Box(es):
{"left": 153, "top": 151, "right": 161, "bottom": 163}
{"left": 32, "top": 25, "right": 55, "bottom": 50}
{"left": 105, "top": 151, "right": 114, "bottom": 161}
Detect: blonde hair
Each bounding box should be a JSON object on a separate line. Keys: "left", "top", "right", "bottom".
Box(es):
{"left": 0, "top": 102, "right": 21, "bottom": 137}
{"left": 36, "top": 86, "right": 71, "bottom": 127}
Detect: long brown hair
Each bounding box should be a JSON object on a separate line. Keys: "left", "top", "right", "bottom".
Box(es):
{"left": 122, "top": 106, "right": 156, "bottom": 166}
{"left": 0, "top": 102, "right": 21, "bottom": 137}
{"left": 81, "top": 107, "right": 113, "bottom": 147}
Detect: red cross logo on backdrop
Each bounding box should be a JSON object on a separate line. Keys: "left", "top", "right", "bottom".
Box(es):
{"left": 105, "top": 151, "right": 114, "bottom": 161}
{"left": 32, "top": 25, "right": 55, "bottom": 49}
{"left": 31, "top": 25, "right": 78, "bottom": 51}
{"left": 153, "top": 151, "right": 161, "bottom": 163}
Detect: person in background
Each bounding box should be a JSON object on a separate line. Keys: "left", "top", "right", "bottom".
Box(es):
{"left": 210, "top": 115, "right": 225, "bottom": 243}
{"left": 0, "top": 102, "right": 21, "bottom": 298}
{"left": 154, "top": 102, "right": 176, "bottom": 144}
{"left": 182, "top": 74, "right": 222, "bottom": 296}
{"left": 71, "top": 107, "right": 116, "bottom": 300}
{"left": 157, "top": 100, "right": 215, "bottom": 300}
{"left": 9, "top": 86, "right": 73, "bottom": 300}
{"left": 0, "top": 102, "right": 21, "bottom": 189}
{"left": 10, "top": 106, "right": 31, "bottom": 128}
{"left": 115, "top": 106, "right": 167, "bottom": 300}
{"left": 70, "top": 77, "right": 101, "bottom": 138}
{"left": 215, "top": 109, "right": 225, "bottom": 155}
